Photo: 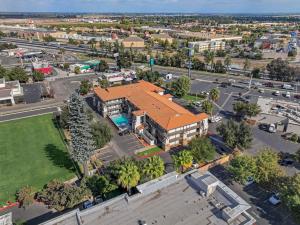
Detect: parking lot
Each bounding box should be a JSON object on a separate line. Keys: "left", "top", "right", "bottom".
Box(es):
{"left": 210, "top": 165, "right": 298, "bottom": 225}
{"left": 114, "top": 133, "right": 144, "bottom": 155}
{"left": 94, "top": 145, "right": 119, "bottom": 166}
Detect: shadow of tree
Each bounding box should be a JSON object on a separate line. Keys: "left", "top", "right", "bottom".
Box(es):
{"left": 44, "top": 144, "right": 76, "bottom": 173}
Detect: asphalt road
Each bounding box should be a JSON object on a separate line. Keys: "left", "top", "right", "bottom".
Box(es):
{"left": 0, "top": 106, "right": 59, "bottom": 122}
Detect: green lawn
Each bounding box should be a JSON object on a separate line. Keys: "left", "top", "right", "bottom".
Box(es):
{"left": 136, "top": 147, "right": 163, "bottom": 157}
{"left": 0, "top": 114, "right": 76, "bottom": 203}
{"left": 182, "top": 94, "right": 204, "bottom": 102}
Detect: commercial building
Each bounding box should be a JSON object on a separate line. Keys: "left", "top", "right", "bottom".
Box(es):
{"left": 189, "top": 40, "right": 225, "bottom": 52}
{"left": 93, "top": 81, "right": 208, "bottom": 150}
{"left": 151, "top": 33, "right": 173, "bottom": 43}
{"left": 121, "top": 36, "right": 145, "bottom": 48}
{"left": 99, "top": 70, "right": 136, "bottom": 85}
{"left": 0, "top": 78, "right": 23, "bottom": 105}
{"left": 69, "top": 64, "right": 92, "bottom": 73}
{"left": 41, "top": 170, "right": 256, "bottom": 225}
{"left": 32, "top": 61, "right": 52, "bottom": 75}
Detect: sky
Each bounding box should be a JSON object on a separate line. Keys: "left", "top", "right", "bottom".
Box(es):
{"left": 0, "top": 0, "right": 300, "bottom": 14}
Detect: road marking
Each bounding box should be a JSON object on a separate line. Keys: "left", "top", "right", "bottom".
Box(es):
{"left": 221, "top": 92, "right": 233, "bottom": 109}
{"left": 0, "top": 112, "right": 54, "bottom": 123}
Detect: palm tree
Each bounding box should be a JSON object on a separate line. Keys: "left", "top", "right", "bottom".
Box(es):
{"left": 204, "top": 50, "right": 215, "bottom": 71}
{"left": 142, "top": 156, "right": 165, "bottom": 181}
{"left": 210, "top": 88, "right": 220, "bottom": 102}
{"left": 201, "top": 100, "right": 214, "bottom": 116}
{"left": 172, "top": 150, "right": 193, "bottom": 173}
{"left": 117, "top": 160, "right": 140, "bottom": 194}
{"left": 224, "top": 55, "right": 232, "bottom": 72}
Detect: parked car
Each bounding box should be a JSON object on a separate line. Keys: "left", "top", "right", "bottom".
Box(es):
{"left": 83, "top": 200, "right": 93, "bottom": 209}
{"left": 193, "top": 101, "right": 202, "bottom": 107}
{"left": 209, "top": 115, "right": 222, "bottom": 123}
{"left": 258, "top": 88, "right": 264, "bottom": 93}
{"left": 273, "top": 91, "right": 280, "bottom": 96}
{"left": 268, "top": 193, "right": 281, "bottom": 205}
{"left": 264, "top": 82, "right": 274, "bottom": 88}
{"left": 282, "top": 84, "right": 294, "bottom": 90}
{"left": 253, "top": 81, "right": 262, "bottom": 87}
{"left": 94, "top": 196, "right": 103, "bottom": 204}
{"left": 278, "top": 158, "right": 294, "bottom": 167}
{"left": 259, "top": 123, "right": 276, "bottom": 133}
{"left": 294, "top": 95, "right": 300, "bottom": 99}
{"left": 285, "top": 92, "right": 291, "bottom": 98}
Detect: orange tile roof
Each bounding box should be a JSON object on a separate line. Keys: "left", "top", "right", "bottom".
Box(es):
{"left": 94, "top": 80, "right": 208, "bottom": 131}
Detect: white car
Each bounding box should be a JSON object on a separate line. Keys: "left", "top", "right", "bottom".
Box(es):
{"left": 273, "top": 91, "right": 280, "bottom": 96}
{"left": 253, "top": 82, "right": 262, "bottom": 86}
{"left": 209, "top": 115, "right": 222, "bottom": 123}
{"left": 268, "top": 193, "right": 281, "bottom": 205}
{"left": 285, "top": 92, "right": 291, "bottom": 98}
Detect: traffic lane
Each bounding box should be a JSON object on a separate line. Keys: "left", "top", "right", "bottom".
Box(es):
{"left": 0, "top": 106, "right": 58, "bottom": 122}
{"left": 210, "top": 165, "right": 298, "bottom": 225}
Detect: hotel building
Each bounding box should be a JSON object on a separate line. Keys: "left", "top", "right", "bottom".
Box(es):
{"left": 93, "top": 80, "right": 208, "bottom": 151}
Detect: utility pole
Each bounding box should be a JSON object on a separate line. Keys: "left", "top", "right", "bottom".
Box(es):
{"left": 248, "top": 72, "right": 253, "bottom": 90}
{"left": 187, "top": 47, "right": 194, "bottom": 79}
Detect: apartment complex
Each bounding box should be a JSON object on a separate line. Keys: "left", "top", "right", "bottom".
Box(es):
{"left": 189, "top": 40, "right": 225, "bottom": 52}
{"left": 93, "top": 81, "right": 208, "bottom": 150}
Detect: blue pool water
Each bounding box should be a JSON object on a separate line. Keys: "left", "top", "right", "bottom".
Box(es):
{"left": 111, "top": 115, "right": 129, "bottom": 127}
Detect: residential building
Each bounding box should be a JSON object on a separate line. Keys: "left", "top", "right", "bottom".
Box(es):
{"left": 121, "top": 36, "right": 145, "bottom": 48}
{"left": 32, "top": 61, "right": 52, "bottom": 75}
{"left": 41, "top": 170, "right": 256, "bottom": 225}
{"left": 0, "top": 78, "right": 23, "bottom": 105}
{"left": 189, "top": 40, "right": 225, "bottom": 52}
{"left": 93, "top": 80, "right": 208, "bottom": 150}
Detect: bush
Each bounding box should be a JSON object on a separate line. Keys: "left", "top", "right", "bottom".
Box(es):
{"left": 16, "top": 186, "right": 35, "bottom": 208}
{"left": 290, "top": 134, "right": 299, "bottom": 143}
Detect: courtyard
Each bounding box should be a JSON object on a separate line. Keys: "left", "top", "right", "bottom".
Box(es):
{"left": 0, "top": 114, "right": 76, "bottom": 203}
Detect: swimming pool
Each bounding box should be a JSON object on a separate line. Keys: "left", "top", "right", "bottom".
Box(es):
{"left": 111, "top": 114, "right": 129, "bottom": 129}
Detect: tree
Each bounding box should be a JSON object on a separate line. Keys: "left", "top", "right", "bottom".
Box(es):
{"left": 7, "top": 67, "right": 28, "bottom": 82}
{"left": 279, "top": 174, "right": 300, "bottom": 221}
{"left": 74, "top": 66, "right": 81, "bottom": 74}
{"left": 117, "top": 160, "right": 140, "bottom": 194}
{"left": 233, "top": 102, "right": 261, "bottom": 118}
{"left": 69, "top": 91, "right": 96, "bottom": 176}
{"left": 255, "top": 149, "right": 283, "bottom": 187}
{"left": 59, "top": 105, "right": 70, "bottom": 129}
{"left": 217, "top": 120, "right": 252, "bottom": 149}
{"left": 192, "top": 58, "right": 205, "bottom": 71}
{"left": 79, "top": 80, "right": 92, "bottom": 95}
{"left": 84, "top": 175, "right": 118, "bottom": 199}
{"left": 224, "top": 56, "right": 232, "bottom": 72}
{"left": 189, "top": 137, "right": 216, "bottom": 164}
{"left": 243, "top": 58, "right": 251, "bottom": 73}
{"left": 201, "top": 100, "right": 213, "bottom": 116}
{"left": 32, "top": 71, "right": 44, "bottom": 82}
{"left": 37, "top": 180, "right": 91, "bottom": 211}
{"left": 140, "top": 156, "right": 165, "bottom": 182}
{"left": 228, "top": 155, "right": 257, "bottom": 184}
{"left": 209, "top": 88, "right": 220, "bottom": 102}
{"left": 251, "top": 68, "right": 261, "bottom": 79}
{"left": 172, "top": 150, "right": 193, "bottom": 173}
{"left": 16, "top": 186, "right": 35, "bottom": 208}
{"left": 0, "top": 65, "right": 7, "bottom": 79}
{"left": 91, "top": 122, "right": 113, "bottom": 149}
{"left": 99, "top": 79, "right": 109, "bottom": 88}
{"left": 267, "top": 58, "right": 295, "bottom": 82}
{"left": 43, "top": 35, "right": 56, "bottom": 42}
{"left": 171, "top": 76, "right": 190, "bottom": 97}
{"left": 98, "top": 60, "right": 109, "bottom": 72}
{"left": 214, "top": 60, "right": 226, "bottom": 73}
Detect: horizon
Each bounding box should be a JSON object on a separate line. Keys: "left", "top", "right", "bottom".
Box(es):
{"left": 0, "top": 0, "right": 300, "bottom": 14}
